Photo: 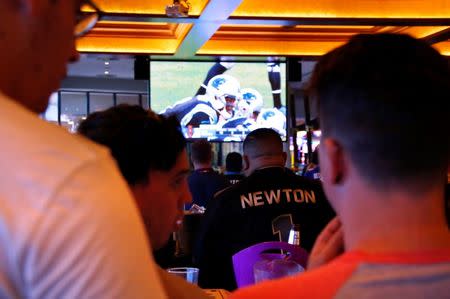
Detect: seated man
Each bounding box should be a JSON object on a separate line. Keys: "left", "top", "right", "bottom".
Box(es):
{"left": 196, "top": 128, "right": 335, "bottom": 290}
{"left": 222, "top": 88, "right": 263, "bottom": 131}
{"left": 187, "top": 140, "right": 230, "bottom": 209}
{"left": 224, "top": 152, "right": 245, "bottom": 184}
{"left": 78, "top": 105, "right": 208, "bottom": 299}
{"left": 230, "top": 34, "right": 450, "bottom": 298}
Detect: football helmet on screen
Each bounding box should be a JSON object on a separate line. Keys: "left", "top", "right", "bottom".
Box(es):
{"left": 206, "top": 74, "right": 241, "bottom": 112}
{"left": 240, "top": 88, "right": 263, "bottom": 114}
{"left": 256, "top": 108, "right": 286, "bottom": 136}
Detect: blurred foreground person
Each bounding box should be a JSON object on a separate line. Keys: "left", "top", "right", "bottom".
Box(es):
{"left": 197, "top": 128, "right": 334, "bottom": 290}
{"left": 230, "top": 34, "right": 450, "bottom": 298}
{"left": 0, "top": 1, "right": 166, "bottom": 298}
{"left": 79, "top": 105, "right": 209, "bottom": 299}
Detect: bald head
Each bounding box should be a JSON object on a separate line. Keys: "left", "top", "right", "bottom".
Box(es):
{"left": 243, "top": 128, "right": 283, "bottom": 157}
{"left": 243, "top": 128, "right": 286, "bottom": 174}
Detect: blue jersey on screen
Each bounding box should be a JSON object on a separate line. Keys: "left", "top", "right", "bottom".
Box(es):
{"left": 222, "top": 117, "right": 255, "bottom": 130}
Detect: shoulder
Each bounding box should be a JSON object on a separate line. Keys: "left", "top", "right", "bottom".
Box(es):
{"left": 0, "top": 94, "right": 137, "bottom": 218}
{"left": 213, "top": 171, "right": 231, "bottom": 184}
{"left": 213, "top": 180, "right": 243, "bottom": 200}
{"left": 1, "top": 94, "right": 108, "bottom": 160}
{"left": 288, "top": 170, "right": 325, "bottom": 190}
{"left": 0, "top": 96, "right": 115, "bottom": 199}
{"left": 229, "top": 254, "right": 359, "bottom": 299}
{"left": 202, "top": 183, "right": 242, "bottom": 219}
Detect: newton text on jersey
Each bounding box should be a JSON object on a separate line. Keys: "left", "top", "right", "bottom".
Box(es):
{"left": 240, "top": 189, "right": 316, "bottom": 209}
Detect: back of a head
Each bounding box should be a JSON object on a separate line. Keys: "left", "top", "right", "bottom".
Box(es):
{"left": 243, "top": 128, "right": 283, "bottom": 158}
{"left": 309, "top": 33, "right": 449, "bottom": 190}
{"left": 226, "top": 152, "right": 243, "bottom": 172}
{"left": 191, "top": 140, "right": 212, "bottom": 165}
{"left": 78, "top": 104, "right": 186, "bottom": 186}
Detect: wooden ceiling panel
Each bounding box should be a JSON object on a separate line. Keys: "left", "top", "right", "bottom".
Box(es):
{"left": 83, "top": 22, "right": 191, "bottom": 38}
{"left": 395, "top": 26, "right": 450, "bottom": 38}
{"left": 197, "top": 39, "right": 344, "bottom": 56}
{"left": 94, "top": 0, "right": 209, "bottom": 16}
{"left": 77, "top": 36, "right": 181, "bottom": 54}
{"left": 232, "top": 0, "right": 450, "bottom": 18}
{"left": 434, "top": 41, "right": 450, "bottom": 55}
{"left": 78, "top": 0, "right": 450, "bottom": 56}
{"left": 211, "top": 25, "right": 380, "bottom": 41}
{"left": 197, "top": 24, "right": 450, "bottom": 56}
{"left": 77, "top": 23, "right": 192, "bottom": 54}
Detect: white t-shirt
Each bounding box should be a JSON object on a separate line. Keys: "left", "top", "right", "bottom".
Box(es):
{"left": 0, "top": 92, "right": 167, "bottom": 299}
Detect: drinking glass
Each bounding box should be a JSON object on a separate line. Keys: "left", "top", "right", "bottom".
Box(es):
{"left": 253, "top": 259, "right": 304, "bottom": 283}
{"left": 167, "top": 267, "right": 199, "bottom": 285}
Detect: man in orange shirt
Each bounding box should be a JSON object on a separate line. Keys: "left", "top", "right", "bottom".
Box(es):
{"left": 230, "top": 33, "right": 450, "bottom": 298}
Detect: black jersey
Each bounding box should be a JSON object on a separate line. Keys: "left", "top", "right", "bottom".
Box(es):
{"left": 224, "top": 172, "right": 245, "bottom": 185}
{"left": 161, "top": 96, "right": 218, "bottom": 127}
{"left": 195, "top": 167, "right": 335, "bottom": 290}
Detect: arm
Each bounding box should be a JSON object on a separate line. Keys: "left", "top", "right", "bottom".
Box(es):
{"left": 25, "top": 155, "right": 167, "bottom": 299}
{"left": 307, "top": 217, "right": 344, "bottom": 270}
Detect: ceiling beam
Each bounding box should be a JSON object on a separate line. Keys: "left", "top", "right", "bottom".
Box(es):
{"left": 102, "top": 14, "right": 199, "bottom": 24}
{"left": 172, "top": 0, "right": 243, "bottom": 58}
{"left": 225, "top": 17, "right": 450, "bottom": 27}
{"left": 102, "top": 13, "right": 450, "bottom": 26}
{"left": 422, "top": 27, "right": 450, "bottom": 44}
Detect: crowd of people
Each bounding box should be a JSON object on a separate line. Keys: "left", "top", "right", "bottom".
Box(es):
{"left": 0, "top": 0, "right": 448, "bottom": 298}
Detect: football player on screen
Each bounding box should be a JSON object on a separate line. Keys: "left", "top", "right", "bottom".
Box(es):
{"left": 194, "top": 61, "right": 235, "bottom": 96}
{"left": 222, "top": 88, "right": 263, "bottom": 130}
{"left": 160, "top": 74, "right": 240, "bottom": 128}
{"left": 194, "top": 58, "right": 283, "bottom": 109}
{"left": 256, "top": 107, "right": 287, "bottom": 137}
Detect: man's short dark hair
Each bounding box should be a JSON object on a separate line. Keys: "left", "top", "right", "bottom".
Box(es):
{"left": 78, "top": 104, "right": 186, "bottom": 186}
{"left": 309, "top": 33, "right": 449, "bottom": 190}
{"left": 243, "top": 128, "right": 283, "bottom": 158}
{"left": 226, "top": 152, "right": 243, "bottom": 172}
{"left": 190, "top": 140, "right": 212, "bottom": 164}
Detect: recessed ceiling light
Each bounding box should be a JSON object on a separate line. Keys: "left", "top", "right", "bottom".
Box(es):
{"left": 104, "top": 70, "right": 109, "bottom": 75}
{"left": 105, "top": 61, "right": 110, "bottom": 65}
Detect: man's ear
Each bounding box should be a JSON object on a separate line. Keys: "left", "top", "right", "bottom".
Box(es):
{"left": 320, "top": 138, "right": 346, "bottom": 185}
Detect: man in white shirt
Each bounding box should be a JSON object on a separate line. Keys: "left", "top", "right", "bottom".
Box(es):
{"left": 0, "top": 1, "right": 167, "bottom": 298}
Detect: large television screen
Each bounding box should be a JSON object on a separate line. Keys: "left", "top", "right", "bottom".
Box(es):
{"left": 151, "top": 61, "right": 286, "bottom": 141}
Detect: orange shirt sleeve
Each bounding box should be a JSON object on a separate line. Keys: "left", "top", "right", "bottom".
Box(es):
{"left": 228, "top": 255, "right": 358, "bottom": 299}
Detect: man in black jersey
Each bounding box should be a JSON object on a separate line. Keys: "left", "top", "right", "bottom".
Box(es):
{"left": 195, "top": 128, "right": 335, "bottom": 290}
{"left": 224, "top": 152, "right": 245, "bottom": 185}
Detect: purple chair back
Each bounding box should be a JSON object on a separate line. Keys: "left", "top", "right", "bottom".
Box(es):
{"left": 232, "top": 241, "right": 308, "bottom": 288}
